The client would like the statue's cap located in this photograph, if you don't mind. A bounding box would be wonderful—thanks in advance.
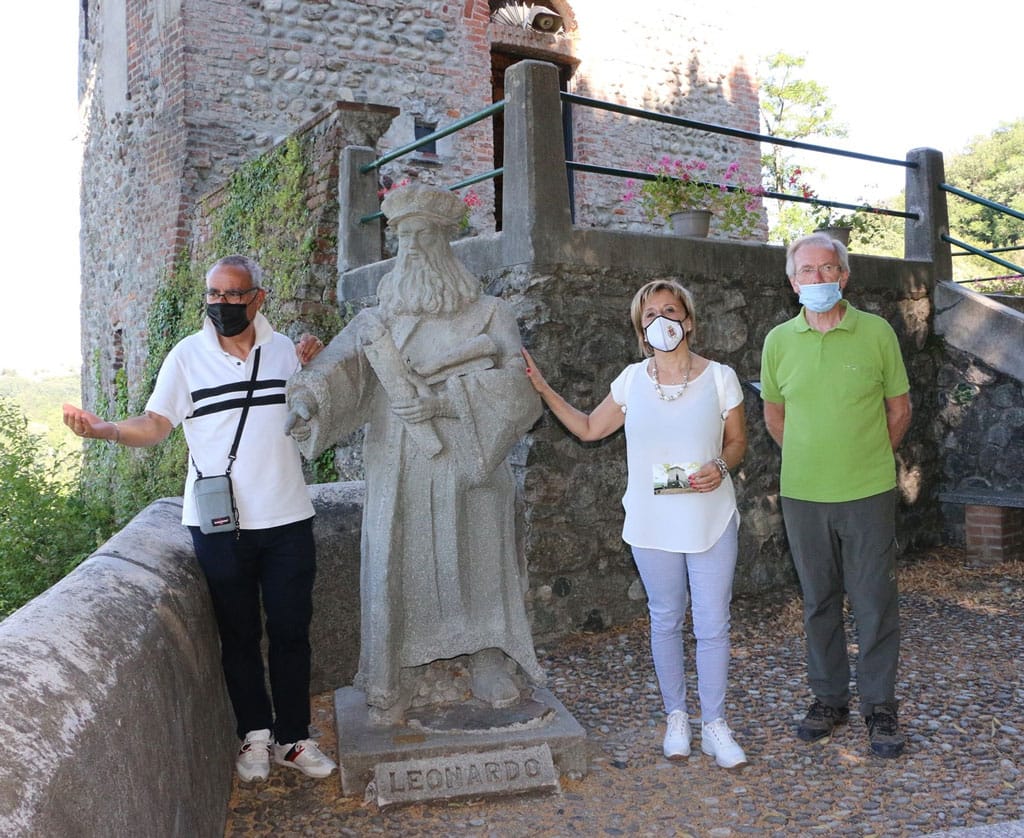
[382,184,464,229]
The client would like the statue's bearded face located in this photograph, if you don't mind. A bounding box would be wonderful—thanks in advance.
[378,216,481,317]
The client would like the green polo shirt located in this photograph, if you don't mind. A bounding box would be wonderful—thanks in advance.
[760,302,910,502]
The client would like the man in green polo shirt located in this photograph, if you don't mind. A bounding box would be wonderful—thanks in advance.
[761,233,912,758]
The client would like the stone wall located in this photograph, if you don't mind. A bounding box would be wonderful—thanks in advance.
[190,101,400,340]
[0,500,234,838]
[567,1,762,236]
[79,0,189,409]
[933,280,1024,544]
[936,346,1024,544]
[0,486,363,837]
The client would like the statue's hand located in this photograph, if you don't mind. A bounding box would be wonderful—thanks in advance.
[285,389,319,442]
[359,311,387,344]
[391,394,450,424]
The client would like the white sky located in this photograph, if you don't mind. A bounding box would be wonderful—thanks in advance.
[1,2,1020,375]
[1,8,81,376]
[737,1,1024,203]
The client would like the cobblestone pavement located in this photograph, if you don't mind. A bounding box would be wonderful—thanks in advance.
[225,549,1023,836]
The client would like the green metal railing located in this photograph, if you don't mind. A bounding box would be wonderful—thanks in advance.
[358,101,506,224]
[941,183,1024,277]
[355,90,927,228]
[560,92,918,222]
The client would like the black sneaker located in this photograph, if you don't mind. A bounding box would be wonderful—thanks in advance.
[865,702,905,758]
[796,699,850,742]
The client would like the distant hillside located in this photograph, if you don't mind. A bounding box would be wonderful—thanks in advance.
[0,370,82,450]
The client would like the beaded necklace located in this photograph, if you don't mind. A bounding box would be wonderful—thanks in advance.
[651,356,693,402]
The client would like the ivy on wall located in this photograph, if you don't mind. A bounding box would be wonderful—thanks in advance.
[208,136,331,331]
[86,135,346,527]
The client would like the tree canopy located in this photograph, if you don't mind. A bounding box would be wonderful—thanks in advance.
[945,120,1024,284]
[758,53,1021,276]
[758,51,849,244]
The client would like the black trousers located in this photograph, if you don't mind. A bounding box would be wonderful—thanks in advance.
[190,517,316,744]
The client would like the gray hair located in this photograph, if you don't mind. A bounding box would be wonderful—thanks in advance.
[785,234,850,278]
[206,254,264,288]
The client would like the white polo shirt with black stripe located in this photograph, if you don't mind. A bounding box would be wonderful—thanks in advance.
[145,313,315,530]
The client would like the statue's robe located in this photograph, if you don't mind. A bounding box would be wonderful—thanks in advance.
[289,295,544,711]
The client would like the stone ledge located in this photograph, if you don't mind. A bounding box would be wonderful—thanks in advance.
[0,499,235,837]
[938,490,1024,509]
[934,280,1024,382]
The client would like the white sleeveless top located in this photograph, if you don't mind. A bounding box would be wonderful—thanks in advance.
[609,359,743,553]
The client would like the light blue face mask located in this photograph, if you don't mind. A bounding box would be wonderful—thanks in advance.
[798,282,843,313]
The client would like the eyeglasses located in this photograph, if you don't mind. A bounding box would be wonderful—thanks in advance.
[204,287,259,303]
[796,264,844,277]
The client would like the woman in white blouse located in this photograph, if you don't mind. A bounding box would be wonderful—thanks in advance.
[522,279,748,768]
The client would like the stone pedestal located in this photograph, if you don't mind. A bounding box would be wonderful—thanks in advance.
[334,685,588,801]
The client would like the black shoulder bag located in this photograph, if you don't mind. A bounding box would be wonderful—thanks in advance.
[192,347,261,536]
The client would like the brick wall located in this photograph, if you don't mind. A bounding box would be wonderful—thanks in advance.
[964,505,1024,564]
[79,0,188,408]
[566,4,763,236]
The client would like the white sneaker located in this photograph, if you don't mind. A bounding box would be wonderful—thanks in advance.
[273,738,337,779]
[236,728,272,782]
[663,709,691,759]
[701,718,747,768]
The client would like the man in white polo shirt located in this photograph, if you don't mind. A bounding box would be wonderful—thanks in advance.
[63,254,336,783]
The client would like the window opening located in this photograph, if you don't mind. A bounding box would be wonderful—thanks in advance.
[414,121,438,158]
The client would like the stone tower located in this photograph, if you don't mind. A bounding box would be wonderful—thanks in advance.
[78,0,760,407]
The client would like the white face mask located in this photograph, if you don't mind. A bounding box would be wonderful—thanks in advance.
[798,282,843,313]
[645,316,686,352]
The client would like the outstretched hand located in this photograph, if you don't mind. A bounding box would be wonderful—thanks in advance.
[62,403,114,441]
[358,311,388,344]
[521,347,549,394]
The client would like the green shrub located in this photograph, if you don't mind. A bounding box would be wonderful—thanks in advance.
[0,397,113,619]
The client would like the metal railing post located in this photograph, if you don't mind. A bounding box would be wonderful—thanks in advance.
[905,147,952,278]
[339,146,383,272]
[501,60,572,262]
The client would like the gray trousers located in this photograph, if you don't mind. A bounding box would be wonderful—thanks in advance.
[781,489,900,717]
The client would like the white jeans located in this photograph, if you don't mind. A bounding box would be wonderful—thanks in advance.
[631,513,738,722]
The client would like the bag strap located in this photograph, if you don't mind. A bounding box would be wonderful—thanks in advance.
[226,346,261,475]
[712,361,728,448]
[712,360,727,420]
[191,346,262,478]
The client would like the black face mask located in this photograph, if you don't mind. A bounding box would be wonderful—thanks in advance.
[206,303,251,337]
